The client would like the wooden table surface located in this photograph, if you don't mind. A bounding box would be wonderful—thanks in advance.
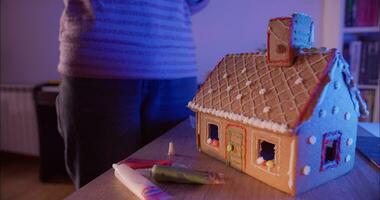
[66,119,380,200]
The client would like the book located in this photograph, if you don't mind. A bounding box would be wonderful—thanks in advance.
[345,0,355,27]
[343,42,350,61]
[359,41,380,85]
[359,88,376,122]
[345,0,379,27]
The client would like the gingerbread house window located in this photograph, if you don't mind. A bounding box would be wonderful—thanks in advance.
[256,139,277,171]
[260,140,275,161]
[320,131,342,171]
[207,123,219,147]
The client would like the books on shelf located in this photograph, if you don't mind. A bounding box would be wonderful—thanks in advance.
[359,88,377,122]
[359,41,380,85]
[345,0,379,27]
[343,40,379,85]
[349,41,361,83]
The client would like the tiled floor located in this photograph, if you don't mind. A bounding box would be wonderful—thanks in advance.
[0,152,75,200]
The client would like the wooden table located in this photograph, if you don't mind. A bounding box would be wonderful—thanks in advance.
[66,119,380,200]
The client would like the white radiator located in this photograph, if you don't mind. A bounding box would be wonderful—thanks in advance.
[0,84,39,156]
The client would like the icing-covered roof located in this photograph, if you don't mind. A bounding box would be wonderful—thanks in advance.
[188,48,338,133]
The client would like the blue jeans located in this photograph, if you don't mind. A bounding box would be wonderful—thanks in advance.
[56,75,196,188]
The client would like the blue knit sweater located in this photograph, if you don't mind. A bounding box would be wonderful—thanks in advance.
[58,0,208,79]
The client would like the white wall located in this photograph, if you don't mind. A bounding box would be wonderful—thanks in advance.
[0,0,322,84]
[0,0,63,84]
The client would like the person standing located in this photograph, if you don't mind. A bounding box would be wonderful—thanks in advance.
[56,0,209,188]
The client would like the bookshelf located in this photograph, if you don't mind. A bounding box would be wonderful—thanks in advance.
[322,0,380,122]
[343,27,380,33]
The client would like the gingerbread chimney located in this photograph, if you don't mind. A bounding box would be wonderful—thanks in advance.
[266,13,314,67]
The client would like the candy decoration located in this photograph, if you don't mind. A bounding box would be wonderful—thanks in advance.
[266,160,274,170]
[319,109,327,118]
[294,77,303,85]
[259,88,267,95]
[332,106,339,115]
[347,138,353,146]
[245,80,252,86]
[263,106,271,113]
[345,155,351,162]
[308,136,316,144]
[227,144,234,152]
[212,139,219,147]
[226,85,233,92]
[256,157,264,165]
[344,112,351,120]
[302,165,311,175]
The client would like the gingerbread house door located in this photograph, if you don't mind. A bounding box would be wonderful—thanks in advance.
[226,126,245,171]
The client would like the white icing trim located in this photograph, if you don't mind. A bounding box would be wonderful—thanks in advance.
[287,139,295,190]
[188,101,290,133]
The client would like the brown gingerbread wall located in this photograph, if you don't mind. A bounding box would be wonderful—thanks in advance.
[197,113,297,195]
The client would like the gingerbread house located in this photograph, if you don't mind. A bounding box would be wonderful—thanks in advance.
[187,13,368,196]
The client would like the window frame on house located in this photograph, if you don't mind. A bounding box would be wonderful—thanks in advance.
[320,131,342,171]
[252,134,280,174]
[259,140,276,161]
[206,122,220,148]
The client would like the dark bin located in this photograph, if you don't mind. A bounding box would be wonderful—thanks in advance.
[33,82,68,181]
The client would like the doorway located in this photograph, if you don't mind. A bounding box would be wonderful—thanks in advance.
[226,126,245,171]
